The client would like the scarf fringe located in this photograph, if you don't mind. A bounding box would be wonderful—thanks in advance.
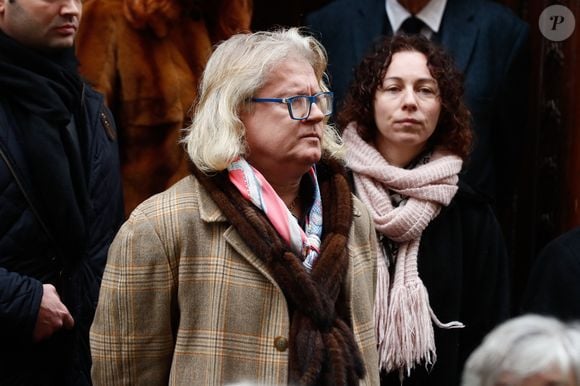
[382,280,436,375]
[379,278,466,375]
[375,255,390,368]
[430,309,465,329]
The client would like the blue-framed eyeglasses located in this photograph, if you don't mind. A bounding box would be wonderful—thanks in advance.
[251,91,334,120]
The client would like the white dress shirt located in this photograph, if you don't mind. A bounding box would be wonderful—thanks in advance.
[386,0,447,38]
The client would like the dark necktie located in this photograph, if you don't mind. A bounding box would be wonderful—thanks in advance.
[400,16,425,35]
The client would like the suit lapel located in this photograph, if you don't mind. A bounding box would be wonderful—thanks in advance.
[438,0,479,73]
[353,0,388,61]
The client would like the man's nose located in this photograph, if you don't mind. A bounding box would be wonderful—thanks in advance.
[306,101,325,121]
[61,0,81,16]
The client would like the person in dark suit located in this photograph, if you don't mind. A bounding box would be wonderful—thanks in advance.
[521,227,580,321]
[305,0,529,216]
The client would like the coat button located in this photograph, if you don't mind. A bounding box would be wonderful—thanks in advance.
[274,336,288,352]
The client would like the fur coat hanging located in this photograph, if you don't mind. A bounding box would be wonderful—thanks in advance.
[76,0,252,215]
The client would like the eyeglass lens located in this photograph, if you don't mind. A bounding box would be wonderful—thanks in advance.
[290,93,333,119]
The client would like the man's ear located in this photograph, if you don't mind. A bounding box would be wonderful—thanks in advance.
[0,0,5,16]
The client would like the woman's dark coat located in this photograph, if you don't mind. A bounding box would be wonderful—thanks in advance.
[378,180,511,386]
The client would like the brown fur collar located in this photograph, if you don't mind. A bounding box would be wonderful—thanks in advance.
[192,159,365,385]
[123,0,197,37]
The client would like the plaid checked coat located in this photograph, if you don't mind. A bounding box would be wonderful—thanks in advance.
[90,175,379,385]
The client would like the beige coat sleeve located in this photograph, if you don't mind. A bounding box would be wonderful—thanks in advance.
[90,208,177,386]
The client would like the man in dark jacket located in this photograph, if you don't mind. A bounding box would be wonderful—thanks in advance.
[0,0,124,384]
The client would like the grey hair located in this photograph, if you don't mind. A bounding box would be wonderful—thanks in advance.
[182,27,343,173]
[461,314,580,386]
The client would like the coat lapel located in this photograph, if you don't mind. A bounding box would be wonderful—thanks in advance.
[438,0,479,73]
[223,227,282,287]
[197,180,281,288]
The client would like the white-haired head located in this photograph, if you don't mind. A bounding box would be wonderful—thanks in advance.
[462,314,580,386]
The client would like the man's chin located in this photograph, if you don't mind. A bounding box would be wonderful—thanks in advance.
[44,36,76,50]
[50,41,76,50]
[33,42,75,56]
[301,152,322,166]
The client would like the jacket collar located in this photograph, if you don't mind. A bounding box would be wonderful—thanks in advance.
[198,176,227,222]
[197,168,363,222]
[195,173,278,283]
[353,0,479,73]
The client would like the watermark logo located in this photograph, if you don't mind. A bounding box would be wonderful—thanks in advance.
[539,5,575,42]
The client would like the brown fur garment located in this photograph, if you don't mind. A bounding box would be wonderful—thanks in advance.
[76,0,252,215]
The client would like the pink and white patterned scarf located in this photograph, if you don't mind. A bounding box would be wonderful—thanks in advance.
[343,123,465,378]
[228,158,323,272]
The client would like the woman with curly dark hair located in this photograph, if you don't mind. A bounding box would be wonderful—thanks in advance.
[338,34,511,386]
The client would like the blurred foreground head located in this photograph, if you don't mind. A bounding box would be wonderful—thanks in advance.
[462,314,580,386]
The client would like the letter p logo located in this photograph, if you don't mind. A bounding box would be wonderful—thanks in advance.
[540,5,575,41]
[550,15,566,31]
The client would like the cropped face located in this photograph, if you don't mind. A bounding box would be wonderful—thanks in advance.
[373,50,441,161]
[498,366,577,386]
[0,0,82,50]
[397,0,431,15]
[242,57,326,180]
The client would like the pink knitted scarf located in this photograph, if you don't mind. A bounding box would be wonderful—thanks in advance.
[343,123,465,378]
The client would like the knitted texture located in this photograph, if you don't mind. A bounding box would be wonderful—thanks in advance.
[343,123,465,377]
